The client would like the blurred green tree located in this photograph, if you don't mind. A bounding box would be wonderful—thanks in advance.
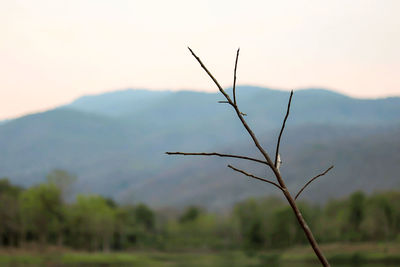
[135,203,155,231]
[179,206,202,224]
[19,183,62,246]
[346,191,366,241]
[233,199,265,249]
[0,178,23,247]
[68,195,115,251]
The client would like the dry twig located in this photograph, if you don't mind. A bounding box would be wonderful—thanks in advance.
[275,91,293,167]
[165,152,270,166]
[233,48,240,105]
[167,48,332,266]
[227,164,282,191]
[295,166,334,200]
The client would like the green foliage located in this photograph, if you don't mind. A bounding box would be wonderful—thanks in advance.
[233,199,265,249]
[362,192,400,241]
[1,173,400,251]
[0,178,22,196]
[0,178,22,246]
[19,182,63,244]
[67,195,116,250]
[165,212,223,250]
[348,192,366,231]
[134,203,155,231]
[117,203,158,249]
[179,206,202,224]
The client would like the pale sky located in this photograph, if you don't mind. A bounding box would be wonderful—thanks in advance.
[1,0,399,119]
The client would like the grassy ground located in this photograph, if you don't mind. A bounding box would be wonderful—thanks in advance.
[0,242,399,266]
[279,242,400,266]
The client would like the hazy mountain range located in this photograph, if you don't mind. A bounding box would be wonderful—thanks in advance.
[1,86,399,209]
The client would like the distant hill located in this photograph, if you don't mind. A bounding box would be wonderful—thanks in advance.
[1,86,399,209]
[140,124,400,209]
[67,89,172,117]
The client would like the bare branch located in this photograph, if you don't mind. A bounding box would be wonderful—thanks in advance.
[179,48,331,265]
[165,152,270,166]
[218,101,230,104]
[188,47,233,104]
[188,47,282,186]
[233,48,240,105]
[274,90,294,167]
[295,166,334,200]
[228,164,283,191]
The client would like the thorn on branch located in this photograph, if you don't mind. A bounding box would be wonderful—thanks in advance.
[295,165,334,200]
[276,153,282,171]
[228,164,283,191]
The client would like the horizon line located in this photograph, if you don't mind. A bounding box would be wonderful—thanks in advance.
[1,84,399,121]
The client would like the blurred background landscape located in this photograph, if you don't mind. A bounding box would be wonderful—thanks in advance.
[1,86,400,266]
[1,86,400,208]
[1,0,400,266]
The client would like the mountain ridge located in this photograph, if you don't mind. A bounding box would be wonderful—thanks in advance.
[1,86,399,208]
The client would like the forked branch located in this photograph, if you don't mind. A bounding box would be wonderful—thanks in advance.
[168,48,331,266]
[295,166,334,200]
[165,152,270,166]
[228,164,283,191]
[187,47,276,173]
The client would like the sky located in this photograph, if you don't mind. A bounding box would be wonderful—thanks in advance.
[1,0,399,120]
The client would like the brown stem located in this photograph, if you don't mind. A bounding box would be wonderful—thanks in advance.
[165,152,270,166]
[187,47,233,103]
[228,164,283,191]
[233,48,240,105]
[275,90,293,167]
[295,166,334,200]
[188,48,273,164]
[186,48,330,266]
[283,189,330,266]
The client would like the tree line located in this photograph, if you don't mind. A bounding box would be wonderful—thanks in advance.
[1,170,399,251]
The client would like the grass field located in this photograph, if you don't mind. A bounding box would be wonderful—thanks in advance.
[0,242,399,266]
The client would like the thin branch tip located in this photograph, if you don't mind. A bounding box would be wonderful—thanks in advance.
[187,47,233,104]
[183,47,330,265]
[295,165,334,200]
[274,90,294,167]
[165,152,270,166]
[233,48,240,105]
